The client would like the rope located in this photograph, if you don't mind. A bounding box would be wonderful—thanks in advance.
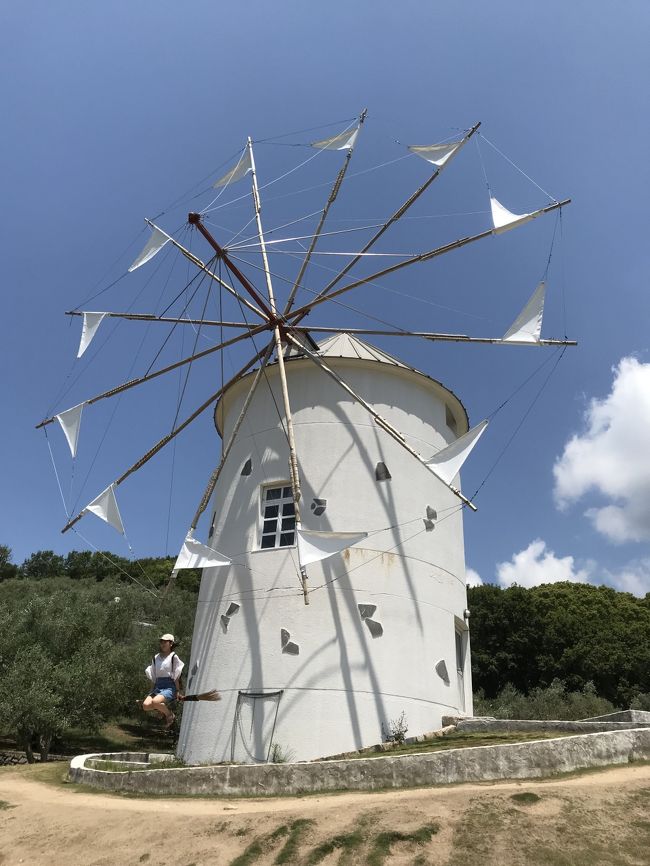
[171,280,213,430]
[201,145,327,216]
[559,209,568,339]
[255,116,357,143]
[475,135,491,192]
[470,346,567,502]
[487,344,563,421]
[44,428,70,517]
[144,254,216,376]
[69,251,186,514]
[46,235,183,416]
[45,425,161,598]
[71,528,159,598]
[228,221,389,251]
[479,133,557,202]
[221,208,325,251]
[222,260,291,449]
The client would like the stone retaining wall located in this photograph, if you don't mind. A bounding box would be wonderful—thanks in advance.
[0,751,69,766]
[68,728,650,797]
[455,718,650,734]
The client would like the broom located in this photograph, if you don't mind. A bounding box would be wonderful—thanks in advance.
[178,689,222,702]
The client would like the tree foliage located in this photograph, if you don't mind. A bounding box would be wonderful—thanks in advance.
[468,582,650,706]
[0,570,197,760]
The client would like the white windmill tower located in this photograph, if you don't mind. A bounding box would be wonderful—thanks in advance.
[179,331,483,763]
[40,113,574,764]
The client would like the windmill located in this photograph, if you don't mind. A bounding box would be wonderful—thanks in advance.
[38,112,574,762]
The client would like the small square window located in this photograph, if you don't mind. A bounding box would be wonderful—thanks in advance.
[259,484,296,550]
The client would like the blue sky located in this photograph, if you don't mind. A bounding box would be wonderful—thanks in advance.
[2,1,649,593]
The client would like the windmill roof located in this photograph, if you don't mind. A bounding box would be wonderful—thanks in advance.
[309,332,413,368]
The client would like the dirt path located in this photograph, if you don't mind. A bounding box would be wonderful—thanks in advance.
[1,762,649,865]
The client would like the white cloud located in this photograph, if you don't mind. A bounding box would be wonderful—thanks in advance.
[604,559,650,596]
[496,539,591,589]
[465,567,483,587]
[553,357,650,543]
[495,540,650,597]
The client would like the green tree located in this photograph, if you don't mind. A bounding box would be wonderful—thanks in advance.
[468,582,650,706]
[0,545,18,580]
[0,571,197,760]
[20,550,65,579]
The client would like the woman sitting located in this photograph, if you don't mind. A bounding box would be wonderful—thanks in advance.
[143,633,184,729]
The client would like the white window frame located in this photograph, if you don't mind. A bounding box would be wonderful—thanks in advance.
[259,483,296,550]
[454,619,469,713]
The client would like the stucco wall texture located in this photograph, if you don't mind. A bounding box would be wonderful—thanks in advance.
[178,340,474,764]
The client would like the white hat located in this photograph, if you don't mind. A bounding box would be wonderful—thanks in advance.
[159,633,175,642]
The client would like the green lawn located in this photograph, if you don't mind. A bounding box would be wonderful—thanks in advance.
[0,717,174,758]
[338,729,576,759]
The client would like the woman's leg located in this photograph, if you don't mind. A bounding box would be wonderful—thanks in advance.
[143,694,172,722]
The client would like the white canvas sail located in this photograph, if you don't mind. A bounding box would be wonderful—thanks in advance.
[55,403,84,458]
[503,281,546,342]
[490,196,537,234]
[297,526,367,566]
[77,312,106,358]
[128,227,170,272]
[212,150,252,188]
[172,531,231,576]
[83,483,125,534]
[408,139,463,167]
[425,420,488,486]
[311,127,359,151]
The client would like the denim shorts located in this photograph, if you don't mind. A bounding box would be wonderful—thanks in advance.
[149,678,177,703]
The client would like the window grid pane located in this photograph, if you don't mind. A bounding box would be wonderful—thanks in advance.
[260,484,296,550]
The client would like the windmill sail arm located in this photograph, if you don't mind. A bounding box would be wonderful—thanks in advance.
[145,219,269,321]
[36,322,269,431]
[60,348,266,534]
[247,139,310,603]
[291,326,576,346]
[299,122,481,314]
[287,198,570,323]
[65,311,255,329]
[284,332,477,511]
[190,338,276,530]
[283,109,368,316]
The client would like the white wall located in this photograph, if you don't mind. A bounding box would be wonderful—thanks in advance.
[178,356,473,764]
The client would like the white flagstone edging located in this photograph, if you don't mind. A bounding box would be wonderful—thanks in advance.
[68,727,650,797]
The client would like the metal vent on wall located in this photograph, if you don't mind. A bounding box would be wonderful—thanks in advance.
[375,462,391,481]
[358,603,383,638]
[221,602,241,633]
[281,628,300,655]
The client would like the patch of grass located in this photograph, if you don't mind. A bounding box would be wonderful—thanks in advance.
[0,800,16,810]
[230,837,266,866]
[367,824,439,866]
[234,827,251,837]
[139,855,151,863]
[510,792,541,805]
[343,729,576,759]
[274,819,315,864]
[305,829,365,866]
[89,758,185,772]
